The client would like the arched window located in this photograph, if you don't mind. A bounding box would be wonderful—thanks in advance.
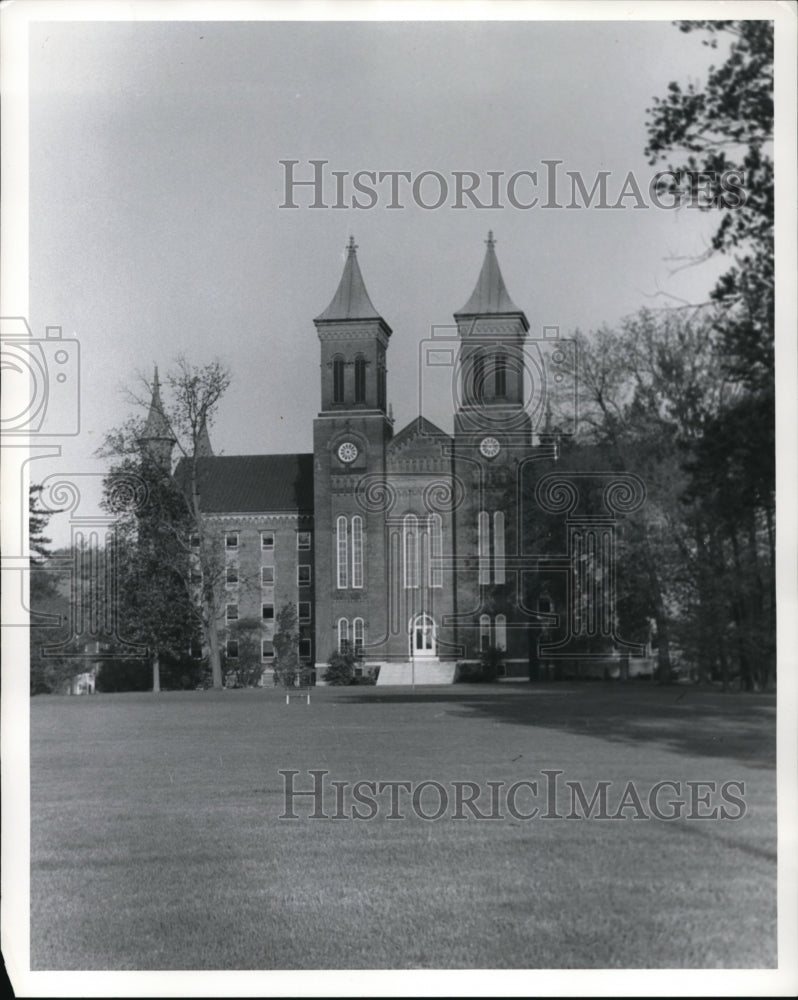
[479,614,491,652]
[378,365,387,410]
[495,352,507,397]
[354,355,367,403]
[333,356,345,403]
[473,351,486,404]
[493,511,506,585]
[353,617,365,657]
[338,617,350,653]
[336,516,348,589]
[403,514,418,589]
[351,516,364,588]
[478,511,490,585]
[495,614,507,652]
[429,513,443,588]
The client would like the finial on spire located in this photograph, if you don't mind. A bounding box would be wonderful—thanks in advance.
[485,230,495,248]
[347,235,358,256]
[153,364,160,388]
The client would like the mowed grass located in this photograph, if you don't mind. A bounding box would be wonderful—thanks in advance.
[31,683,776,970]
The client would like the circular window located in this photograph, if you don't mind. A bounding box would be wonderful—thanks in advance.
[479,436,501,458]
[337,441,359,464]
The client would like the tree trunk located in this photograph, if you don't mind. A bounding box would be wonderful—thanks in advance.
[152,649,161,693]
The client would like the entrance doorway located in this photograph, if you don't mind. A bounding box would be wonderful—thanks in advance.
[410,614,436,659]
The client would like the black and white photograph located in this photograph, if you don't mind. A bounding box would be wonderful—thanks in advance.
[1,1,796,995]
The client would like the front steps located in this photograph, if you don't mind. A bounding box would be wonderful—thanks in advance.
[375,660,457,686]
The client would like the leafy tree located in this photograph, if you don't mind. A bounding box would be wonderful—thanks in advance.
[228,616,265,688]
[29,484,57,568]
[104,453,196,692]
[643,21,775,690]
[99,357,232,689]
[272,602,301,688]
[28,488,74,694]
[646,19,773,388]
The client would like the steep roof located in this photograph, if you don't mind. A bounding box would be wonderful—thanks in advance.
[455,232,527,322]
[173,454,314,513]
[315,237,385,323]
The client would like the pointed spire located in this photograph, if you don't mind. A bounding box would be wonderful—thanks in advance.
[142,366,172,439]
[315,236,383,322]
[138,365,176,470]
[455,232,527,327]
[196,417,214,458]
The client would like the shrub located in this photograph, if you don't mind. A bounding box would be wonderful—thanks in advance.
[325,649,357,686]
[479,644,505,682]
[455,647,506,683]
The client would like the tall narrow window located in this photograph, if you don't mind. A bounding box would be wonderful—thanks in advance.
[403,514,418,589]
[495,614,507,652]
[493,511,506,585]
[495,352,507,397]
[473,351,486,404]
[479,614,491,652]
[354,355,366,403]
[429,513,443,588]
[478,511,490,585]
[351,516,364,588]
[353,617,365,657]
[338,617,349,653]
[378,366,386,410]
[337,516,348,589]
[333,356,345,403]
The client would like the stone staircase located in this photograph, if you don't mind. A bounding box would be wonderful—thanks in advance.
[375,660,457,686]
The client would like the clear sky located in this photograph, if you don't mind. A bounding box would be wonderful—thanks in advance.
[26,15,731,545]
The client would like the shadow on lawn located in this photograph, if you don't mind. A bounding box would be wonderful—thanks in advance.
[338,683,776,769]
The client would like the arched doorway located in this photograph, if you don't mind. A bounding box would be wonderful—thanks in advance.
[410,614,436,659]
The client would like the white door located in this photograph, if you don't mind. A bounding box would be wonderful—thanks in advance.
[411,614,436,658]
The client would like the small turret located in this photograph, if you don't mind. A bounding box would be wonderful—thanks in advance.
[196,417,214,458]
[138,366,176,471]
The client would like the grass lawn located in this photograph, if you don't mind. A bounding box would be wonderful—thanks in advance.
[30,682,777,970]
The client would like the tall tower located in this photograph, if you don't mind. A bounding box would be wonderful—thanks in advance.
[312,238,393,666]
[138,366,176,471]
[452,233,532,666]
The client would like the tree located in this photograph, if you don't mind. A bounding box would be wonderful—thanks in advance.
[104,453,196,692]
[99,357,232,689]
[227,616,265,688]
[28,488,74,694]
[29,484,57,568]
[272,603,301,688]
[646,19,773,389]
[644,20,775,690]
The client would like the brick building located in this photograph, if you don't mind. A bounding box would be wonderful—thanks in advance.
[144,235,576,684]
